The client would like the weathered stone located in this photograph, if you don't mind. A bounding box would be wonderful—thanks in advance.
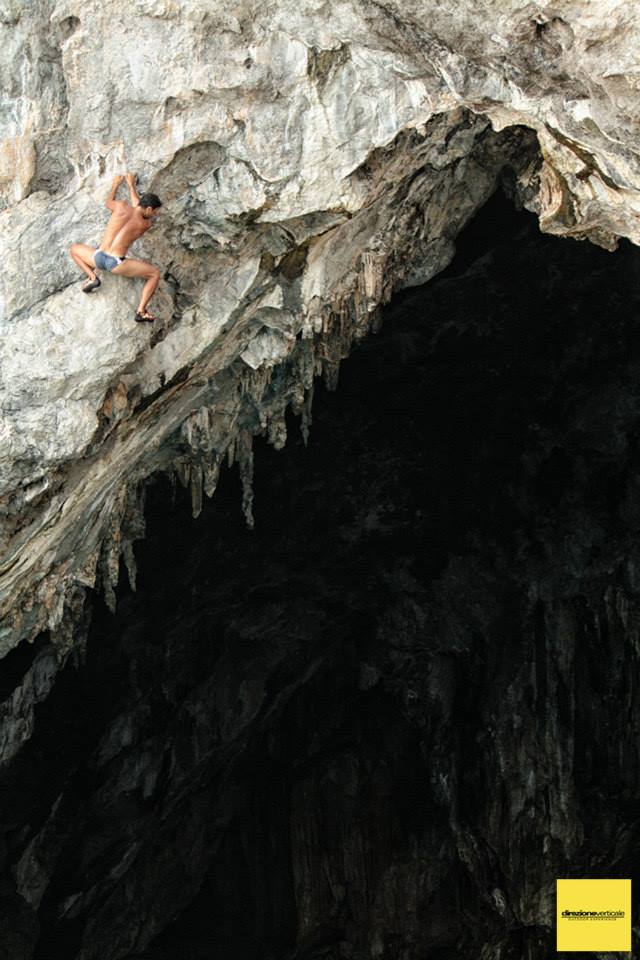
[1,0,640,676]
[2,204,638,958]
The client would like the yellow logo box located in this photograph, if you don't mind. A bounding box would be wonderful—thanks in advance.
[556,879,631,952]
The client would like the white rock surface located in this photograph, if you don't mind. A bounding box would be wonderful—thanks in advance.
[1,0,640,658]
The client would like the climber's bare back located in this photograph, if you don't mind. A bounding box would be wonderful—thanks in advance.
[99,201,152,259]
[69,173,163,321]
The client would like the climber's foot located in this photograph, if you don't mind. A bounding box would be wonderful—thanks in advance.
[134,309,158,323]
[82,275,101,293]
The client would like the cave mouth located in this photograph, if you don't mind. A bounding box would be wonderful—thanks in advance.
[7,187,640,960]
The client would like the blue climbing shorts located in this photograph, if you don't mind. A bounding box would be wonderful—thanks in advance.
[94,249,125,271]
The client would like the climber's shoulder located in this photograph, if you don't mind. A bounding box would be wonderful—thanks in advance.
[140,219,153,234]
[105,198,131,213]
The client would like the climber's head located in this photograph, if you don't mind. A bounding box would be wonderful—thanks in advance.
[138,192,162,220]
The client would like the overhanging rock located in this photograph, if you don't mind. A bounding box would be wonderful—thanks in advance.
[2,0,640,663]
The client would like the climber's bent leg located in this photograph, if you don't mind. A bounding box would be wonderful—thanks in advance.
[69,242,99,282]
[110,257,161,314]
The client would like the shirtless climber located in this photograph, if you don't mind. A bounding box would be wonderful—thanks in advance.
[68,173,163,323]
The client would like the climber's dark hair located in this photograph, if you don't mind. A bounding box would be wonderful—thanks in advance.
[138,192,162,209]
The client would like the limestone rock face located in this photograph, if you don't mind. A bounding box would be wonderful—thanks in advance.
[1,0,640,659]
[2,207,640,958]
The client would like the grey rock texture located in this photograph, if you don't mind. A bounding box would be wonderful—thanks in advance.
[2,1,640,660]
[2,204,639,958]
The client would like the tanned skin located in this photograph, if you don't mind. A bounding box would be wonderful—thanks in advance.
[69,174,161,319]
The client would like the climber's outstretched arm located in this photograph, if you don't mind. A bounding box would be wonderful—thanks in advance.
[125,172,140,207]
[105,175,125,211]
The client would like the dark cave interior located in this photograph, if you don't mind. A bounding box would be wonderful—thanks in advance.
[3,188,640,960]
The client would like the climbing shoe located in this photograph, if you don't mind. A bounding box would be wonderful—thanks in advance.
[82,276,101,293]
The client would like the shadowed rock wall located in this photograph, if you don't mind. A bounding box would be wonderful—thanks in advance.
[2,194,640,959]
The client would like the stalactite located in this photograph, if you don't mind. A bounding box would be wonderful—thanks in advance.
[44,579,66,637]
[97,485,129,614]
[381,276,394,306]
[127,483,147,540]
[181,406,214,454]
[118,482,147,593]
[361,249,384,309]
[323,359,341,392]
[241,364,272,405]
[203,454,221,499]
[122,541,137,593]
[351,286,370,339]
[74,546,101,592]
[370,305,385,334]
[268,407,288,450]
[290,381,306,418]
[181,411,197,450]
[302,297,324,338]
[7,203,412,655]
[174,457,191,489]
[299,339,317,392]
[301,381,315,446]
[237,430,255,528]
[239,365,253,397]
[100,545,118,614]
[50,582,90,668]
[190,462,204,519]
